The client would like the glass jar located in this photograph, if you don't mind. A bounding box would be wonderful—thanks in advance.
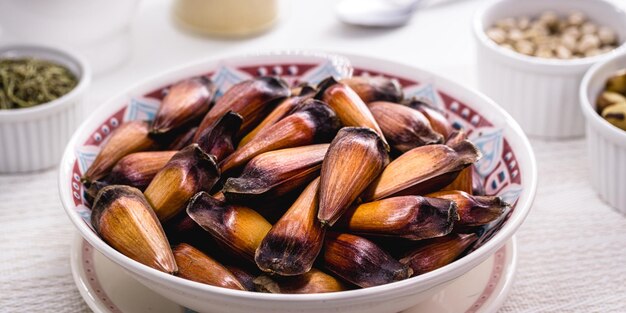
[173,0,279,37]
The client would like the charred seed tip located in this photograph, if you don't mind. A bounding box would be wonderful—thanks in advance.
[450,140,482,163]
[185,191,216,219]
[186,191,210,211]
[91,184,145,231]
[319,219,331,228]
[314,76,340,99]
[405,96,442,112]
[260,76,290,91]
[299,99,341,139]
[340,126,389,154]
[189,143,218,164]
[299,84,317,96]
[222,110,244,125]
[198,75,212,86]
[253,276,280,293]
[395,267,414,280]
[449,201,460,221]
[479,195,508,208]
[424,197,457,236]
[182,143,220,177]
[223,177,269,195]
[80,176,91,187]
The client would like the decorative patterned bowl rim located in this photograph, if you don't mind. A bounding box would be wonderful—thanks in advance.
[59,50,537,302]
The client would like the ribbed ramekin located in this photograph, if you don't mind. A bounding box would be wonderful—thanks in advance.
[580,51,626,215]
[0,44,90,173]
[473,0,626,139]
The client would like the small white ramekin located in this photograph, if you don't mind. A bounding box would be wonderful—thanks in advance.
[580,51,626,215]
[0,44,90,173]
[474,0,626,139]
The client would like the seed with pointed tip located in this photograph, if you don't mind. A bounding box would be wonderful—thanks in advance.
[254,268,347,294]
[427,190,507,227]
[290,83,316,97]
[368,101,443,153]
[195,111,243,162]
[107,151,177,191]
[322,232,412,288]
[84,180,110,205]
[405,97,454,140]
[91,185,177,274]
[364,140,481,201]
[223,144,328,204]
[225,265,259,291]
[144,144,219,222]
[336,196,457,240]
[255,178,324,276]
[340,76,403,104]
[399,233,478,276]
[167,126,198,150]
[444,130,467,147]
[82,121,157,184]
[441,165,473,195]
[321,82,389,149]
[220,99,339,173]
[173,243,245,290]
[318,127,389,226]
[239,89,316,147]
[194,77,290,141]
[186,191,272,261]
[151,77,215,135]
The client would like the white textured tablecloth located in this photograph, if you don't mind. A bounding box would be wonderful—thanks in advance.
[1,0,626,312]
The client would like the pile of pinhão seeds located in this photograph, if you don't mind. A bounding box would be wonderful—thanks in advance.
[81,74,509,293]
[486,11,619,59]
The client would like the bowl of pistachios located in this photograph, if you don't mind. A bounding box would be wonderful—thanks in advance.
[580,51,626,215]
[59,51,536,313]
[0,44,90,173]
[474,0,626,139]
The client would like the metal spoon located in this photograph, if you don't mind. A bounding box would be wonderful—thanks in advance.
[336,0,425,28]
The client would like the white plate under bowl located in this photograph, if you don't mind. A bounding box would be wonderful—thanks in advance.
[71,234,517,313]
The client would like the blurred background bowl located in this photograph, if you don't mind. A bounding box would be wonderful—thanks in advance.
[0,44,90,173]
[0,0,140,74]
[59,51,536,313]
[474,0,626,139]
[580,51,626,215]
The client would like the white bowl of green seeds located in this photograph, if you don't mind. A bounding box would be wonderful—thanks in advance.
[0,44,90,173]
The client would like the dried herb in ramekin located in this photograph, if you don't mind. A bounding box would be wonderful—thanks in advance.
[0,58,78,110]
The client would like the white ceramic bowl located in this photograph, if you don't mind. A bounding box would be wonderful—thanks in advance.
[580,51,626,215]
[59,52,537,313]
[0,44,90,173]
[474,0,626,139]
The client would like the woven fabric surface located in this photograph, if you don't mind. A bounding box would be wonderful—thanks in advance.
[1,139,625,312]
[498,140,626,313]
[0,170,89,312]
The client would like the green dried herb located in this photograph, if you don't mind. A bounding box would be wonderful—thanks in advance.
[0,58,78,110]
